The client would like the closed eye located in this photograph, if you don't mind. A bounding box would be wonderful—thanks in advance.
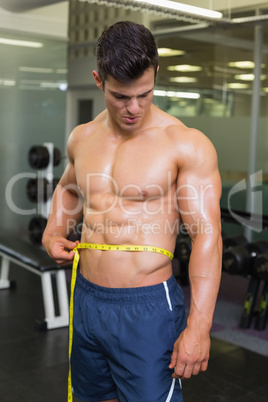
[113,94,129,100]
[110,88,153,100]
[138,89,153,98]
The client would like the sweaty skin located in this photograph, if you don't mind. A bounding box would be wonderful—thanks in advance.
[43,67,222,385]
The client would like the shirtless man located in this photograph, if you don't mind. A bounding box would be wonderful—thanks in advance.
[42,21,222,402]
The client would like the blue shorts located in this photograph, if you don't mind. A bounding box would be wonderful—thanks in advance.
[71,272,186,402]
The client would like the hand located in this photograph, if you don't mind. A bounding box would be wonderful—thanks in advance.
[169,326,210,379]
[42,235,79,265]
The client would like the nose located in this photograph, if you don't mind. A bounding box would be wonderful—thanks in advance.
[126,97,139,115]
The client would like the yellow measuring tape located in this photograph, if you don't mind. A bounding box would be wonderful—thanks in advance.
[67,243,173,401]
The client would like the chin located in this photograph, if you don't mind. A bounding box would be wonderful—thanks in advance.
[121,121,142,132]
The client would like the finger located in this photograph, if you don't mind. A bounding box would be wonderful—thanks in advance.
[200,360,208,372]
[181,363,195,379]
[53,248,76,264]
[55,259,71,265]
[55,250,76,265]
[59,259,75,266]
[172,362,186,378]
[192,363,201,376]
[62,239,79,250]
[62,249,76,260]
[169,349,178,369]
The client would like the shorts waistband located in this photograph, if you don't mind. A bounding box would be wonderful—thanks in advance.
[76,272,178,303]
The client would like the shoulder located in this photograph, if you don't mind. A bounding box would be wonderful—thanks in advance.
[166,123,218,169]
[69,110,106,143]
[167,124,221,196]
[151,105,217,166]
[67,111,107,160]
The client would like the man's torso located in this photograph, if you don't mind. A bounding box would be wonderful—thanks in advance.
[72,106,188,287]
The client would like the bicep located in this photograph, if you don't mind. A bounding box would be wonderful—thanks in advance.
[59,161,77,188]
[177,143,222,238]
[58,130,78,190]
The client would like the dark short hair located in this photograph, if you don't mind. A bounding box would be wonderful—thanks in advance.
[96,21,159,84]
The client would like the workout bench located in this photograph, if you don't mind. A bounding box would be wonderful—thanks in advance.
[0,236,71,330]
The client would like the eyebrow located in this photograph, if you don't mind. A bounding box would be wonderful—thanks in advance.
[109,87,154,98]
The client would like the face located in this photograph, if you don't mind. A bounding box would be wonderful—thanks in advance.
[93,68,156,133]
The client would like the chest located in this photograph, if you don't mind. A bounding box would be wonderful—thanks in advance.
[75,133,177,199]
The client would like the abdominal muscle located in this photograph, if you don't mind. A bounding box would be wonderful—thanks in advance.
[78,204,179,288]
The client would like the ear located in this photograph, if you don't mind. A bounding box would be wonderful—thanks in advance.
[93,70,104,90]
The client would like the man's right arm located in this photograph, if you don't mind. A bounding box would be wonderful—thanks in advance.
[42,133,83,264]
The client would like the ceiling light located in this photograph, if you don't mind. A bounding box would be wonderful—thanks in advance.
[154,89,200,99]
[158,48,185,57]
[169,77,197,83]
[19,67,68,74]
[40,81,68,89]
[19,67,54,73]
[19,85,41,91]
[168,65,202,72]
[56,68,68,74]
[228,61,266,69]
[20,79,43,85]
[0,38,43,48]
[40,82,60,88]
[227,83,249,89]
[228,61,255,69]
[235,74,266,81]
[0,79,16,86]
[134,0,222,19]
[58,83,68,91]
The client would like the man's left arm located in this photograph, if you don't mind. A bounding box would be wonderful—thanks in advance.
[169,131,222,379]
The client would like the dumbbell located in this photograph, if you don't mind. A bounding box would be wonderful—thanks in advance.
[223,235,247,250]
[233,242,268,329]
[222,241,268,276]
[173,234,191,286]
[27,178,59,203]
[222,235,248,275]
[174,235,192,264]
[252,252,268,281]
[28,215,47,244]
[28,146,61,169]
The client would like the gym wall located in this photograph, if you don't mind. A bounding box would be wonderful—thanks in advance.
[0,34,67,236]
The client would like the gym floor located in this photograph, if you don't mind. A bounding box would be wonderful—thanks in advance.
[0,264,268,402]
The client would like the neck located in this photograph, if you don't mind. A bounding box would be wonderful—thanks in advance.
[108,106,154,139]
